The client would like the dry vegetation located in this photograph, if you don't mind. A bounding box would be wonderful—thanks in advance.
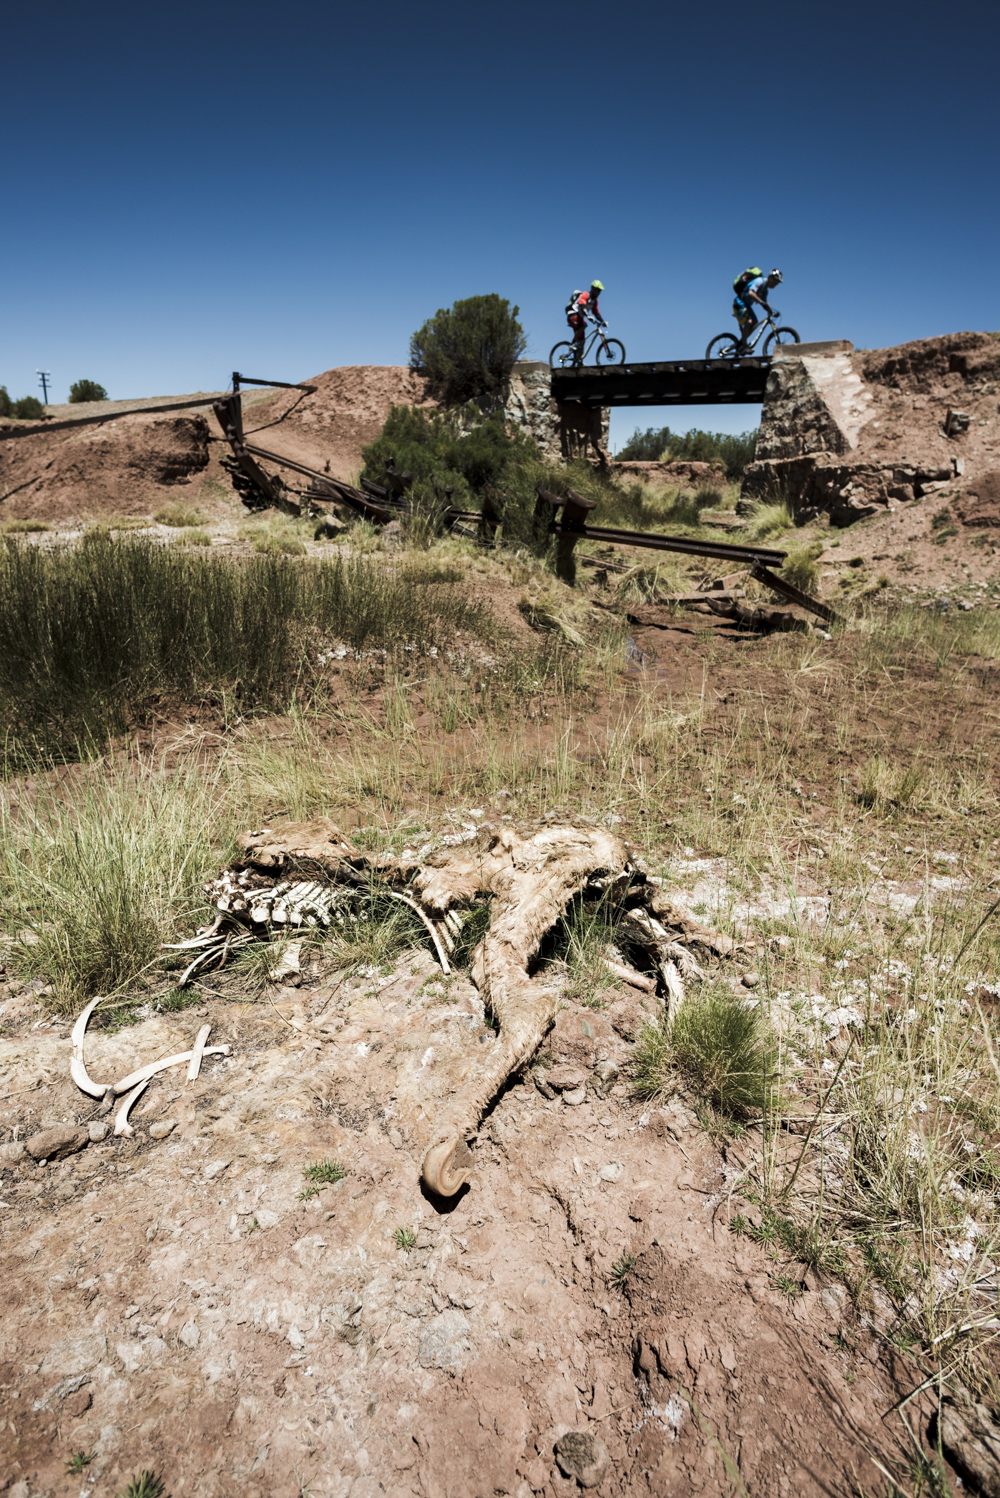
[4,469,1000,1439]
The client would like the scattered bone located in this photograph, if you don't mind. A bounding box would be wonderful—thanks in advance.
[388,891,451,974]
[114,1045,229,1095]
[186,1024,212,1082]
[267,944,302,985]
[69,995,112,1099]
[114,1079,149,1137]
[604,960,656,993]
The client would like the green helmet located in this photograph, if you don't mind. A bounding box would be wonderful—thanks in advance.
[591,280,605,291]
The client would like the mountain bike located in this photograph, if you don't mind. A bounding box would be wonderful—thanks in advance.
[705,311,800,360]
[549,322,626,368]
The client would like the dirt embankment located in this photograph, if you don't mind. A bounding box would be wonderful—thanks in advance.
[242,366,438,482]
[0,369,435,524]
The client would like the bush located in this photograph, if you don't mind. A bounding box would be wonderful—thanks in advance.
[361,405,547,546]
[777,540,824,596]
[618,424,757,479]
[409,294,526,406]
[69,379,108,404]
[0,387,11,418]
[12,395,44,420]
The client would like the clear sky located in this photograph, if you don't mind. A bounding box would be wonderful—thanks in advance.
[2,0,997,450]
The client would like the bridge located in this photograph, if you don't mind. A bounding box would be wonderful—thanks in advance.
[549,355,771,409]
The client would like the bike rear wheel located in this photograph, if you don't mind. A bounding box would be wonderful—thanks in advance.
[763,326,800,356]
[595,338,626,366]
[705,333,741,360]
[549,341,577,368]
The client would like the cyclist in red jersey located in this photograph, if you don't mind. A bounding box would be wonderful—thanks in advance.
[566,280,606,357]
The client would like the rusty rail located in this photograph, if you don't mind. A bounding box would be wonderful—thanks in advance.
[536,486,787,584]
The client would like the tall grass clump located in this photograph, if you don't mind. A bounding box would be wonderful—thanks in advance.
[633,985,780,1119]
[0,534,491,762]
[0,755,230,1006]
[742,498,794,541]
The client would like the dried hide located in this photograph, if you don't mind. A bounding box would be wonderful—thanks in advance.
[202,818,731,1196]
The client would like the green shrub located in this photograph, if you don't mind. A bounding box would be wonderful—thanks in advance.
[618,425,757,479]
[742,498,793,540]
[409,293,526,406]
[12,395,44,420]
[69,379,108,403]
[0,386,11,418]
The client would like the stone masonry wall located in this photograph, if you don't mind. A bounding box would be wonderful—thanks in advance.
[504,363,609,465]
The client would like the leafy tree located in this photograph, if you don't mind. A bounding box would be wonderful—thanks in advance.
[617,424,757,479]
[0,387,11,418]
[409,294,526,406]
[69,379,108,403]
[12,395,44,419]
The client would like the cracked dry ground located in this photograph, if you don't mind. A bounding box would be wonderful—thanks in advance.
[0,955,921,1498]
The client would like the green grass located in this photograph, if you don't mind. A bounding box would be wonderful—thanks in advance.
[172,527,211,547]
[741,498,794,541]
[632,985,780,1120]
[610,1253,637,1288]
[0,753,231,1008]
[304,1158,347,1184]
[393,1226,417,1251]
[0,533,493,762]
[65,1450,95,1474]
[155,502,206,528]
[2,518,50,533]
[115,1474,168,1498]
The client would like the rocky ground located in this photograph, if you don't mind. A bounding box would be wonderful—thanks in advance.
[0,936,922,1498]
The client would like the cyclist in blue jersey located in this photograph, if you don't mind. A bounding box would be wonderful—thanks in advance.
[732,268,783,349]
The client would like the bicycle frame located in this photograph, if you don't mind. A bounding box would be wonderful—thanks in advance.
[565,322,613,365]
[738,313,778,353]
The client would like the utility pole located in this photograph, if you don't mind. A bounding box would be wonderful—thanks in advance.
[36,370,51,405]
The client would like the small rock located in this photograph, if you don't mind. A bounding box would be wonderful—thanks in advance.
[88,1121,109,1143]
[720,1342,737,1372]
[598,1161,624,1183]
[534,1074,557,1100]
[741,970,760,989]
[589,1059,619,1097]
[149,1120,176,1140]
[287,1324,306,1350]
[0,1140,26,1164]
[125,1304,140,1319]
[204,1158,231,1180]
[255,1208,280,1229]
[547,1064,589,1092]
[555,1430,611,1489]
[562,1086,588,1106]
[26,1126,88,1162]
[935,1396,1000,1498]
[178,1320,200,1349]
[63,1385,93,1418]
[418,1309,475,1371]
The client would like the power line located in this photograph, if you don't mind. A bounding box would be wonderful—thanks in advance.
[36,370,51,405]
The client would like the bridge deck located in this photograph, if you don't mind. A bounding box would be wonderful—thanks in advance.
[549,356,771,408]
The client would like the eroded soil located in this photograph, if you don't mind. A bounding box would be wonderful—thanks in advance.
[0,956,924,1498]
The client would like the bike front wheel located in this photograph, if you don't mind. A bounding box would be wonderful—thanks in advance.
[595,338,626,366]
[549,342,577,368]
[705,333,741,360]
[763,326,801,356]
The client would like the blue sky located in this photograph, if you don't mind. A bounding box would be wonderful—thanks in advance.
[2,0,997,450]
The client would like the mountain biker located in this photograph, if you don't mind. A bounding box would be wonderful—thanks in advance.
[566,280,606,357]
[732,268,783,348]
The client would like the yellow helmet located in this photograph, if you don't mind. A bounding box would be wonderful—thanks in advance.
[591,280,605,291]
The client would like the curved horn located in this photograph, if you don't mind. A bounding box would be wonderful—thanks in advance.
[421,1136,474,1197]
